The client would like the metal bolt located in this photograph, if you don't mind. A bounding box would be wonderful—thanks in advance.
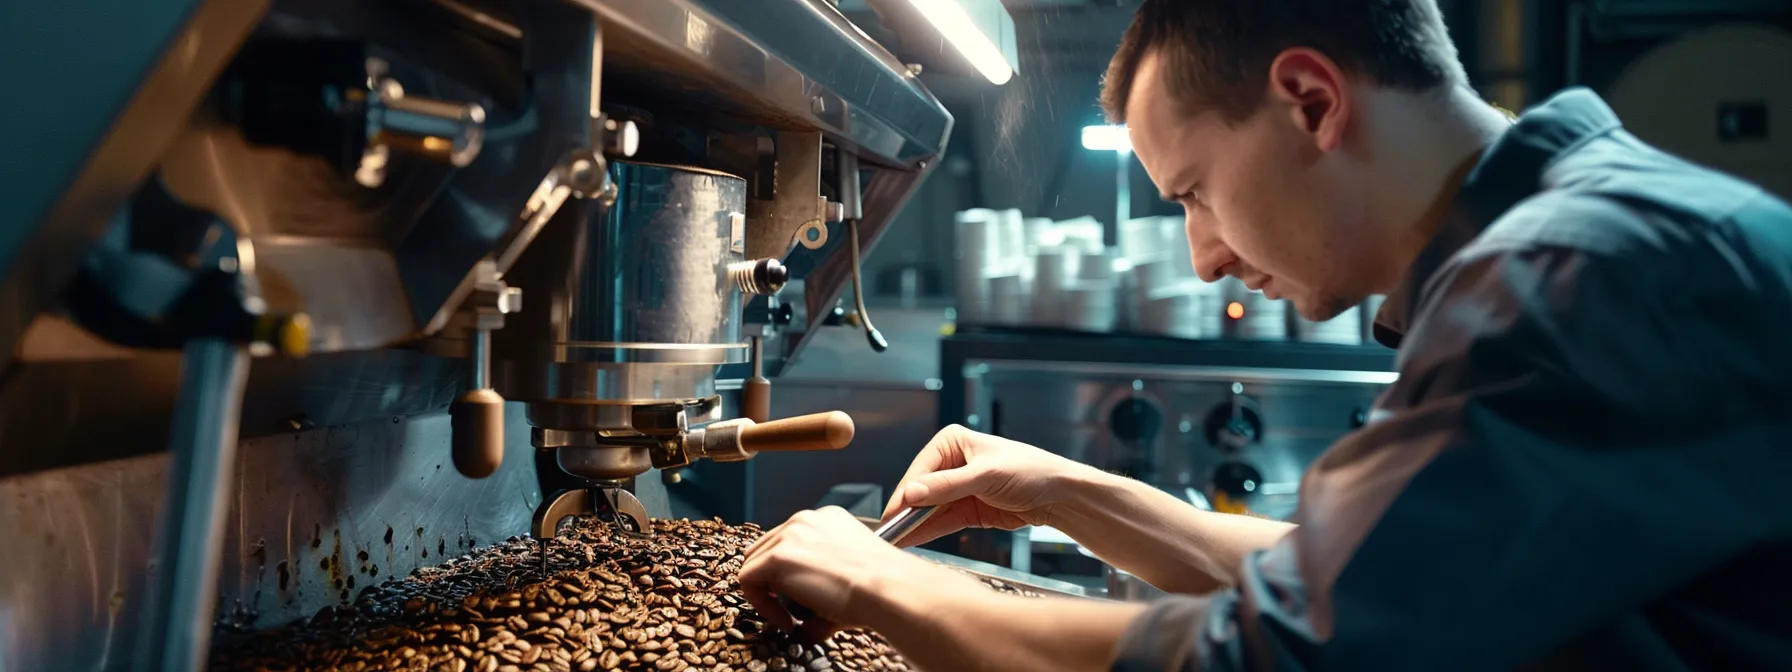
[603,119,641,158]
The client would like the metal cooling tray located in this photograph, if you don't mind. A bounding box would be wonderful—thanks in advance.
[904,547,1107,600]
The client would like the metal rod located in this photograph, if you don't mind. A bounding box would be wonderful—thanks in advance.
[873,505,939,546]
[133,338,250,672]
[847,219,888,352]
[470,327,491,390]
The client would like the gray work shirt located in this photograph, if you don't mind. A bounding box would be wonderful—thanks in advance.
[1112,88,1792,671]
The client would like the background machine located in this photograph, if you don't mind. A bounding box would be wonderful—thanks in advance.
[0,0,950,669]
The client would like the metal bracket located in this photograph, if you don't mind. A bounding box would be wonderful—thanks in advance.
[532,487,652,540]
[746,131,828,259]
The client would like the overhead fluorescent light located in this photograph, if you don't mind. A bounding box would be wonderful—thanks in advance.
[907,0,1015,85]
[1081,125,1132,153]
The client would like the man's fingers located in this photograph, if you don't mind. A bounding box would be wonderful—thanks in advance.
[882,427,974,520]
[900,465,1002,509]
[738,558,797,633]
[797,617,841,645]
[746,513,802,555]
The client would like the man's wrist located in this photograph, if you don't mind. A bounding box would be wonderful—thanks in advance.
[857,558,979,645]
[1042,464,1133,529]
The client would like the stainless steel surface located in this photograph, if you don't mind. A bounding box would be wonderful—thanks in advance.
[0,0,267,372]
[966,361,1399,387]
[586,0,950,169]
[133,339,250,672]
[493,161,751,407]
[874,505,938,546]
[905,548,1105,600]
[556,446,654,481]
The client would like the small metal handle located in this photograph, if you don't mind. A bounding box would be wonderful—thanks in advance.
[874,505,939,546]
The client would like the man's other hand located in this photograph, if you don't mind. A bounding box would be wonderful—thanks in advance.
[739,506,982,642]
[882,425,1101,547]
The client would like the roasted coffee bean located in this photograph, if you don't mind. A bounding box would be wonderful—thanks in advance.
[210,517,1031,672]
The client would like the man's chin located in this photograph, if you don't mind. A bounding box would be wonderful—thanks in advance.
[1291,295,1356,322]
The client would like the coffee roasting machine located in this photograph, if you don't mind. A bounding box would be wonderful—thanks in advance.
[1,0,954,669]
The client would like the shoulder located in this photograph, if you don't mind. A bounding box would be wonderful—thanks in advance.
[1399,189,1792,415]
[1448,180,1792,306]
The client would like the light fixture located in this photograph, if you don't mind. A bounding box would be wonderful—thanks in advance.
[1081,124,1132,154]
[907,0,1015,85]
[1083,124,1135,244]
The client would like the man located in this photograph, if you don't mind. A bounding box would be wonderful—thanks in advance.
[740,0,1792,669]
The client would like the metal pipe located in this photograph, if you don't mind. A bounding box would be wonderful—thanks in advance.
[470,327,491,390]
[133,338,250,672]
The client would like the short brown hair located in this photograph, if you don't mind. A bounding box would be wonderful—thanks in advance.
[1100,0,1465,124]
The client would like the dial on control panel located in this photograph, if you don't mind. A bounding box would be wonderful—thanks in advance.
[1108,397,1163,443]
[1202,396,1263,452]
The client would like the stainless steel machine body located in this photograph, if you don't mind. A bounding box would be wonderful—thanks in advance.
[935,331,1394,581]
[0,0,952,668]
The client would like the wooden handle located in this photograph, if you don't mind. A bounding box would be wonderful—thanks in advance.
[738,411,855,453]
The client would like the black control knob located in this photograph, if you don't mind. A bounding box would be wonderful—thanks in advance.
[1202,398,1263,451]
[1209,460,1265,502]
[1109,398,1163,443]
[1350,407,1369,429]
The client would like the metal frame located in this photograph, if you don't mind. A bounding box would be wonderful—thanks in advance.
[937,329,1397,429]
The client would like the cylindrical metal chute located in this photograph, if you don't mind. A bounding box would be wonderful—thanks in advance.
[493,160,752,413]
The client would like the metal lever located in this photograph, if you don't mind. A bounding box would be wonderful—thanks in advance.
[834,148,887,353]
[451,261,521,479]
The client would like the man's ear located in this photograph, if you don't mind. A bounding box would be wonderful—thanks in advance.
[1266,48,1350,153]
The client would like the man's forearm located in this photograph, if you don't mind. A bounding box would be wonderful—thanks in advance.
[869,589,1148,672]
[1049,470,1295,594]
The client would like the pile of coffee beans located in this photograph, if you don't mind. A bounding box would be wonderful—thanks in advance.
[211,517,1036,672]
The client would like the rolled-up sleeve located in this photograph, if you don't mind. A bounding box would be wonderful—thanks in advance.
[1112,234,1792,671]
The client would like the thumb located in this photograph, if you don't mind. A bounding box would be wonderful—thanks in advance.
[898,465,1003,509]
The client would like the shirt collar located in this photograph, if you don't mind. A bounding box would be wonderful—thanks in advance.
[1372,87,1625,348]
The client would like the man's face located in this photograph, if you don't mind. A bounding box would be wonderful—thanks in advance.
[1127,51,1375,321]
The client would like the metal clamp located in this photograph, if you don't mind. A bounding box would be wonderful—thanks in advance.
[354,58,488,188]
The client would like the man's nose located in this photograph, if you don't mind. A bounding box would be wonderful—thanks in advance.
[1191,247,1237,282]
[1183,216,1235,282]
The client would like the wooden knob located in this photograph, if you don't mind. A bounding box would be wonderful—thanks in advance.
[742,377,771,424]
[738,411,855,453]
[451,388,506,478]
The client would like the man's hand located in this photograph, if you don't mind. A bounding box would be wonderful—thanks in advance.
[739,506,984,641]
[888,425,1296,595]
[882,424,1104,546]
[741,506,1148,672]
